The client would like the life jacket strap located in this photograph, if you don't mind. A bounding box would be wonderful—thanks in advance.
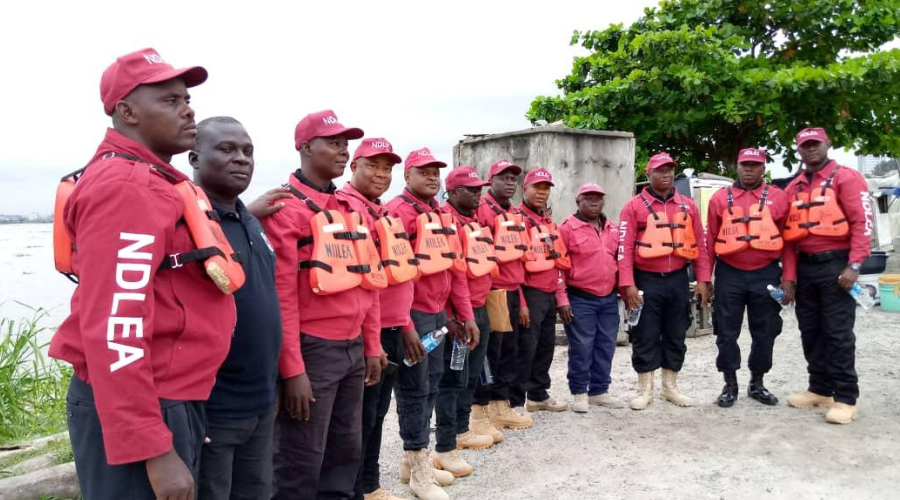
[161,247,241,270]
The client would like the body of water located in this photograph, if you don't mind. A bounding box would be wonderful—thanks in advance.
[0,223,75,342]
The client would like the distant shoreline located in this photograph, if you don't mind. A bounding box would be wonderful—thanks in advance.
[0,220,52,225]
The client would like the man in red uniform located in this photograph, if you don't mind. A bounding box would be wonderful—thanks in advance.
[336,137,413,500]
[558,182,624,413]
[706,148,793,408]
[513,168,569,414]
[618,153,711,410]
[472,160,534,430]
[50,48,234,500]
[782,127,873,424]
[386,148,478,500]
[262,110,382,498]
[433,166,497,477]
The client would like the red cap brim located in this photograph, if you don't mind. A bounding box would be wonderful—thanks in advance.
[356,152,403,164]
[143,65,208,88]
[320,127,365,141]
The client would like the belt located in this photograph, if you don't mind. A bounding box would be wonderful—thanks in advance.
[635,266,686,278]
[799,250,849,263]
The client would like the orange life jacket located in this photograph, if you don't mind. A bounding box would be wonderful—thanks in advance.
[346,211,388,290]
[173,181,247,294]
[636,194,698,260]
[784,166,848,241]
[715,188,751,255]
[747,186,783,251]
[53,154,246,295]
[485,199,528,262]
[370,211,419,285]
[521,212,570,272]
[440,213,467,273]
[460,221,499,278]
[401,195,455,276]
[715,186,782,255]
[290,187,368,295]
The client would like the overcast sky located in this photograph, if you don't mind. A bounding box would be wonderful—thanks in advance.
[0,0,862,215]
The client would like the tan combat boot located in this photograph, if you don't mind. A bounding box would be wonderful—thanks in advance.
[469,404,504,443]
[526,397,567,412]
[364,488,409,500]
[488,400,533,429]
[786,391,835,409]
[629,371,655,410]
[405,450,450,500]
[456,430,493,450]
[825,403,858,424]
[433,449,474,477]
[659,368,692,407]
[399,453,455,487]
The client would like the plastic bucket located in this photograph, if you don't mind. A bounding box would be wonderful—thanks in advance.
[879,274,900,313]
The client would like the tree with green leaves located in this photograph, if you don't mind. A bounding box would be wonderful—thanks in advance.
[528,0,900,176]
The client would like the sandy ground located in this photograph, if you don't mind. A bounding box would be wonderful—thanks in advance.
[373,298,900,499]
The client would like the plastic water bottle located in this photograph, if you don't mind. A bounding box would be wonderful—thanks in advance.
[403,327,449,366]
[626,291,645,327]
[480,361,494,385]
[450,339,467,371]
[766,284,785,303]
[848,283,875,310]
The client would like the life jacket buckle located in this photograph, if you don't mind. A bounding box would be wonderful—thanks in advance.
[167,253,185,269]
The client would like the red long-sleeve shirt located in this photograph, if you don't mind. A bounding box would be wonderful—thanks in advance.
[705,182,793,273]
[617,187,712,287]
[782,161,873,281]
[49,129,236,465]
[336,183,414,330]
[559,214,619,300]
[517,203,568,306]
[440,202,492,308]
[261,172,380,379]
[386,189,474,321]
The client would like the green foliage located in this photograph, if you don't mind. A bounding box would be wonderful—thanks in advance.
[0,305,71,445]
[0,437,73,479]
[528,0,900,174]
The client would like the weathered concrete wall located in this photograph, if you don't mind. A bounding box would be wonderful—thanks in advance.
[453,126,635,224]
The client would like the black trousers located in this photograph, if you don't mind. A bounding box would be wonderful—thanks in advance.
[273,334,365,500]
[474,289,521,405]
[435,306,490,452]
[510,286,557,407]
[713,259,783,374]
[413,309,448,435]
[795,255,859,405]
[354,328,402,498]
[631,267,691,373]
[199,410,275,500]
[66,376,206,500]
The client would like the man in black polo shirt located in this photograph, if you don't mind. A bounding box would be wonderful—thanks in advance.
[190,116,282,499]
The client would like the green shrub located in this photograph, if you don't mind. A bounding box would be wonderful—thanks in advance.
[0,304,71,445]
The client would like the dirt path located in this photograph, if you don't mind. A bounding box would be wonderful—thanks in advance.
[375,306,900,499]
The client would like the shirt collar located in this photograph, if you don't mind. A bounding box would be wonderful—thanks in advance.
[211,197,248,219]
[644,186,675,202]
[294,168,337,194]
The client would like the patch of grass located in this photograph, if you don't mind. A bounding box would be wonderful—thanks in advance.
[0,304,72,446]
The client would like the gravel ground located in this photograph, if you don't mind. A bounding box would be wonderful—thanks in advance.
[373,291,900,499]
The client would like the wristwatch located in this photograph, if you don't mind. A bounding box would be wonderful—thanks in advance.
[849,262,861,272]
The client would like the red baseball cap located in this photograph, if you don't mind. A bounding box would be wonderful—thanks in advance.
[294,110,364,150]
[100,48,207,116]
[523,168,554,187]
[446,166,490,190]
[576,182,606,196]
[737,148,767,164]
[404,147,447,171]
[796,127,830,146]
[488,159,523,179]
[647,152,677,171]
[353,138,402,164]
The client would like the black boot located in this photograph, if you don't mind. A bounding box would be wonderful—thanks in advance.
[748,372,778,405]
[717,371,738,408]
